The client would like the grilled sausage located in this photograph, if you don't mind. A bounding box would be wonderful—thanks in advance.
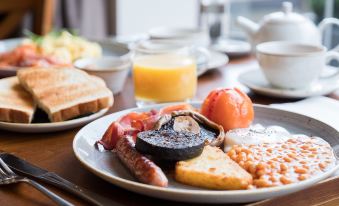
[115,135,168,187]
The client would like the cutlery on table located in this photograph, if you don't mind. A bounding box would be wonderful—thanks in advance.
[0,158,73,206]
[0,153,109,206]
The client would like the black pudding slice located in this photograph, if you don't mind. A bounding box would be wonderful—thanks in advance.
[161,118,218,144]
[135,130,205,161]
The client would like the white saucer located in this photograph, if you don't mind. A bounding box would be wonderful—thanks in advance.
[239,69,339,98]
[197,50,229,76]
[210,38,251,57]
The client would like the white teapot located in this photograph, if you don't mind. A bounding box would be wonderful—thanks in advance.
[237,1,339,48]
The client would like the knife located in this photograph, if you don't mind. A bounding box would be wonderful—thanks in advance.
[0,153,112,206]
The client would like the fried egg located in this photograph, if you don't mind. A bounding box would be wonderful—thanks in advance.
[224,124,292,151]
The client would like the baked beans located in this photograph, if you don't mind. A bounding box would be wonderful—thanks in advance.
[227,136,336,188]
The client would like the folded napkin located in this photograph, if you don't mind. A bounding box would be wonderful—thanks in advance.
[270,96,339,130]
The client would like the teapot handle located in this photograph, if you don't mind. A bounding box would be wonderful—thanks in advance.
[318,18,339,51]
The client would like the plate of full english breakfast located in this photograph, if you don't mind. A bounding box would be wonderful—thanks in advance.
[73,88,339,203]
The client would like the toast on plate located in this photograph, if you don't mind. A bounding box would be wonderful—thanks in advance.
[0,77,35,123]
[175,145,253,190]
[17,67,113,122]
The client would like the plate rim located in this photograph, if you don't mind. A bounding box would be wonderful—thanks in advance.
[198,50,229,76]
[0,108,109,130]
[239,69,339,98]
[72,103,339,201]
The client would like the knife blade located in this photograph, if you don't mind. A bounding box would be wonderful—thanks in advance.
[0,153,114,206]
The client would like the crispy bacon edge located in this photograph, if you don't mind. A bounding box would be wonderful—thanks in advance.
[96,103,194,151]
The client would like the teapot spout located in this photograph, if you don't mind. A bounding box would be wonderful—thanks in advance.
[236,16,259,39]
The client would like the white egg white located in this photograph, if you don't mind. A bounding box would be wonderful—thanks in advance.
[224,124,293,152]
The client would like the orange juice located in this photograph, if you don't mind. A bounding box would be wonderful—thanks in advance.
[133,53,197,103]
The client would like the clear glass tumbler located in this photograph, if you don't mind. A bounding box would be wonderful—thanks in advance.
[133,40,197,107]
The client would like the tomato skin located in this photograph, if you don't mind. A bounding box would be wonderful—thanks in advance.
[201,88,254,131]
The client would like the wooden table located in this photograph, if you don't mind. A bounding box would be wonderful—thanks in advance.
[0,56,337,206]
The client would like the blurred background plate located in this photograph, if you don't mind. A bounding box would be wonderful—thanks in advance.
[210,38,251,57]
[0,38,131,78]
[197,50,229,76]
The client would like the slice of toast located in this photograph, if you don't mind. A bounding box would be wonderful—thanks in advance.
[17,67,114,122]
[175,145,252,190]
[0,77,35,123]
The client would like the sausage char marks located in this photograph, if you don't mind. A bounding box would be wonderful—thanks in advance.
[115,135,168,187]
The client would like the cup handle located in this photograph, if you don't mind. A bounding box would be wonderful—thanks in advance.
[318,18,339,51]
[320,51,339,81]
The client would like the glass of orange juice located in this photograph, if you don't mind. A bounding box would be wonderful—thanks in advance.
[133,40,197,107]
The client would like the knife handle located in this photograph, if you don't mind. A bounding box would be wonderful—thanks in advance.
[39,172,111,206]
[24,178,74,206]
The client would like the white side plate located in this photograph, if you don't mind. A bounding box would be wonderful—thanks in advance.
[0,108,108,133]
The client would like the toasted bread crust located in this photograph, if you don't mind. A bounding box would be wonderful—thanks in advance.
[18,67,113,122]
[0,77,34,123]
[50,96,113,122]
[0,108,31,123]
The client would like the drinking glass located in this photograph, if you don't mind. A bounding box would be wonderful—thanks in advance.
[133,40,197,107]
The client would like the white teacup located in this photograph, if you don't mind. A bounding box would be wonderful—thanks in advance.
[256,41,339,89]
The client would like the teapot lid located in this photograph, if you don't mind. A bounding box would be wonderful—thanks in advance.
[263,2,307,24]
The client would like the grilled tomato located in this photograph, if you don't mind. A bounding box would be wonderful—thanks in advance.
[201,88,254,131]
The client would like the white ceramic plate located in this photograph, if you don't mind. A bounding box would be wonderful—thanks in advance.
[73,103,339,203]
[210,38,251,57]
[198,50,229,76]
[0,108,108,133]
[239,69,339,99]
